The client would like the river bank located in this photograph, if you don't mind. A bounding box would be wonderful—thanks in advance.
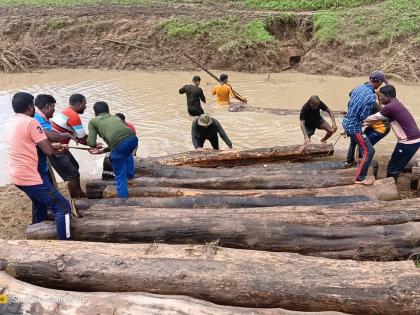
[0,1,419,80]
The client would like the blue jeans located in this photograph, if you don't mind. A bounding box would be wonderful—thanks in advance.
[387,142,420,178]
[110,136,138,197]
[16,176,71,240]
[346,132,375,181]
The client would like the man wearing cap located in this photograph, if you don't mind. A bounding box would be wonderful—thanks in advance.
[364,84,420,181]
[192,114,233,150]
[212,74,247,106]
[179,75,207,116]
[342,70,387,185]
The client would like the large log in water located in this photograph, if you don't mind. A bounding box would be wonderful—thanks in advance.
[88,168,357,198]
[0,240,419,314]
[77,194,370,209]
[0,272,337,315]
[102,157,347,178]
[228,103,347,117]
[101,178,398,201]
[147,144,334,167]
[27,202,420,261]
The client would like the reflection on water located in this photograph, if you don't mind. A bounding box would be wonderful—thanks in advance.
[0,69,419,185]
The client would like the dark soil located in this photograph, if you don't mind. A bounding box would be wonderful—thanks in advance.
[1,3,418,78]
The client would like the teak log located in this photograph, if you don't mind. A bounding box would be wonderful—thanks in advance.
[148,144,334,167]
[228,103,347,117]
[0,240,419,314]
[27,202,420,261]
[88,168,357,198]
[0,272,339,315]
[76,194,371,209]
[102,157,347,177]
[101,178,398,201]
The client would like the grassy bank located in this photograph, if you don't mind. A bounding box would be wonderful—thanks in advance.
[156,17,274,50]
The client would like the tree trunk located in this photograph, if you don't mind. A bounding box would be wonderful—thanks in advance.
[228,103,346,117]
[0,272,339,315]
[1,240,418,314]
[101,178,398,201]
[76,194,371,210]
[148,144,334,167]
[87,168,357,198]
[26,203,420,261]
[103,157,347,178]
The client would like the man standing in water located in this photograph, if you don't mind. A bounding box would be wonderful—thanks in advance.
[212,74,247,105]
[191,113,233,150]
[364,84,420,181]
[299,95,337,144]
[342,70,387,185]
[50,93,88,198]
[6,92,71,240]
[179,75,207,116]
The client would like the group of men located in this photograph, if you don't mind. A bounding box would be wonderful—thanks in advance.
[180,70,420,186]
[6,92,138,240]
[6,70,420,240]
[179,73,245,150]
[296,70,420,185]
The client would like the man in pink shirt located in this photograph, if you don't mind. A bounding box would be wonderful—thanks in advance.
[5,92,71,240]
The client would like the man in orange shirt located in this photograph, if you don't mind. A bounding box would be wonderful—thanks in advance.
[5,92,71,240]
[212,74,247,105]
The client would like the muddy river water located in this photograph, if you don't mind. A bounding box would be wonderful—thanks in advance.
[0,69,419,185]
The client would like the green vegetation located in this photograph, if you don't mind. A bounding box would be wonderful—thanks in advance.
[0,0,152,5]
[313,12,339,43]
[157,17,274,46]
[312,0,419,44]
[243,0,380,10]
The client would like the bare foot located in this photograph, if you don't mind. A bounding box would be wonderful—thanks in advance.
[354,179,375,186]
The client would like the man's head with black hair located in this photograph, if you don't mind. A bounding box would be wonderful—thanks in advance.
[378,84,397,105]
[93,101,109,116]
[69,93,86,114]
[192,75,201,87]
[12,92,35,117]
[35,94,56,119]
[220,74,228,83]
[115,112,125,122]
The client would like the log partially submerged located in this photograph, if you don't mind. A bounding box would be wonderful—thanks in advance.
[88,168,357,198]
[76,194,370,209]
[27,201,420,260]
[148,143,334,167]
[1,240,419,314]
[0,272,340,315]
[101,178,398,201]
[102,157,348,178]
[228,103,346,117]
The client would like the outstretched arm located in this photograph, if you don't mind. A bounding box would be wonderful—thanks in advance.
[326,109,337,132]
[300,120,311,145]
[215,120,233,149]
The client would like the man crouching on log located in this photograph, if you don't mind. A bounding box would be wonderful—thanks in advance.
[192,114,233,150]
[300,95,337,145]
[87,102,138,198]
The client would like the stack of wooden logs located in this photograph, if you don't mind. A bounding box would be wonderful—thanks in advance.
[1,143,419,314]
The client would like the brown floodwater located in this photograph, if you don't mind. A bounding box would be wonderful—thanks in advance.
[0,69,419,185]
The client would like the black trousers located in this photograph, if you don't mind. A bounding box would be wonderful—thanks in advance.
[196,135,219,149]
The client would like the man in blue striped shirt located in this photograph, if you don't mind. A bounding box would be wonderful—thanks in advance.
[342,70,387,185]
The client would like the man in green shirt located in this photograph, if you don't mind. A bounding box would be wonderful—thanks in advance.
[88,102,138,197]
[192,114,233,150]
